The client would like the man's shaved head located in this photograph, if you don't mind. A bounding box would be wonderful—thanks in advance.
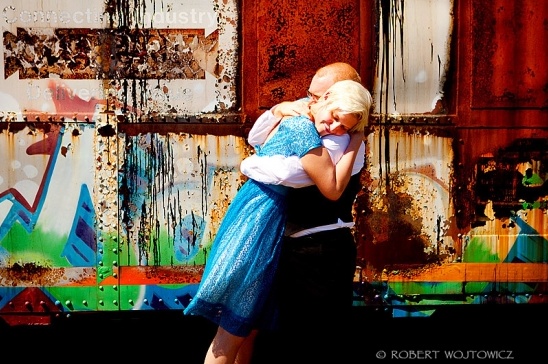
[307,62,361,101]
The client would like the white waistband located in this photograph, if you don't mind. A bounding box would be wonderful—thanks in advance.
[289,218,355,238]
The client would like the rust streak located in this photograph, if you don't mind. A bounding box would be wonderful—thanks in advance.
[118,266,204,285]
[385,263,548,282]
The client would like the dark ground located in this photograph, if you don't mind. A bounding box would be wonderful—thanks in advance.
[1,305,546,362]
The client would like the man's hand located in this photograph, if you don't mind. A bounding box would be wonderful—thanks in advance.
[347,130,365,150]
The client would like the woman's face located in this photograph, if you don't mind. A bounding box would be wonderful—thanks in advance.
[313,108,358,137]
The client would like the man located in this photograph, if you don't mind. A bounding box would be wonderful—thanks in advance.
[244,62,367,363]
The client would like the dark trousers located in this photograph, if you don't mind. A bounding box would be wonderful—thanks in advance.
[254,228,357,363]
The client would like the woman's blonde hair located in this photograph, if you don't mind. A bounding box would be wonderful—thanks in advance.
[310,80,372,133]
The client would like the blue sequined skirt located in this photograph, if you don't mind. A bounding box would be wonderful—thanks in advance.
[184,179,288,336]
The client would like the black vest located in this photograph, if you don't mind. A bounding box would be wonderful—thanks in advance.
[285,172,362,229]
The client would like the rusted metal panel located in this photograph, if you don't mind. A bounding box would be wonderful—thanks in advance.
[0,121,251,319]
[117,132,250,267]
[0,0,247,323]
[352,0,548,317]
[242,0,365,120]
[374,0,454,115]
[385,263,548,283]
[241,0,376,123]
[356,125,456,273]
[471,0,548,111]
[0,0,239,119]
[2,0,548,325]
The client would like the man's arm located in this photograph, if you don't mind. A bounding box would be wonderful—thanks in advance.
[240,134,366,188]
[247,109,278,147]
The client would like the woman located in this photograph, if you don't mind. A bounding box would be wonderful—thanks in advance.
[184,80,372,364]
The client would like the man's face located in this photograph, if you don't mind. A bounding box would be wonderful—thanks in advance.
[307,74,335,102]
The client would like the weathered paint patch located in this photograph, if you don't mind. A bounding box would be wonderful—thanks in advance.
[357,126,455,273]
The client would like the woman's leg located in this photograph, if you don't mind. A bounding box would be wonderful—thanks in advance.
[205,327,246,364]
[234,330,258,364]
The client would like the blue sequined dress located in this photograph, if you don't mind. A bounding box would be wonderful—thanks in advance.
[183,116,322,337]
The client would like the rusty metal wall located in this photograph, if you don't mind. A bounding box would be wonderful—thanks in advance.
[1,0,548,325]
[243,0,548,316]
[356,0,548,317]
[0,0,246,325]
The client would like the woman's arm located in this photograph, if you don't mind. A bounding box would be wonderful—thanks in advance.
[300,131,364,200]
